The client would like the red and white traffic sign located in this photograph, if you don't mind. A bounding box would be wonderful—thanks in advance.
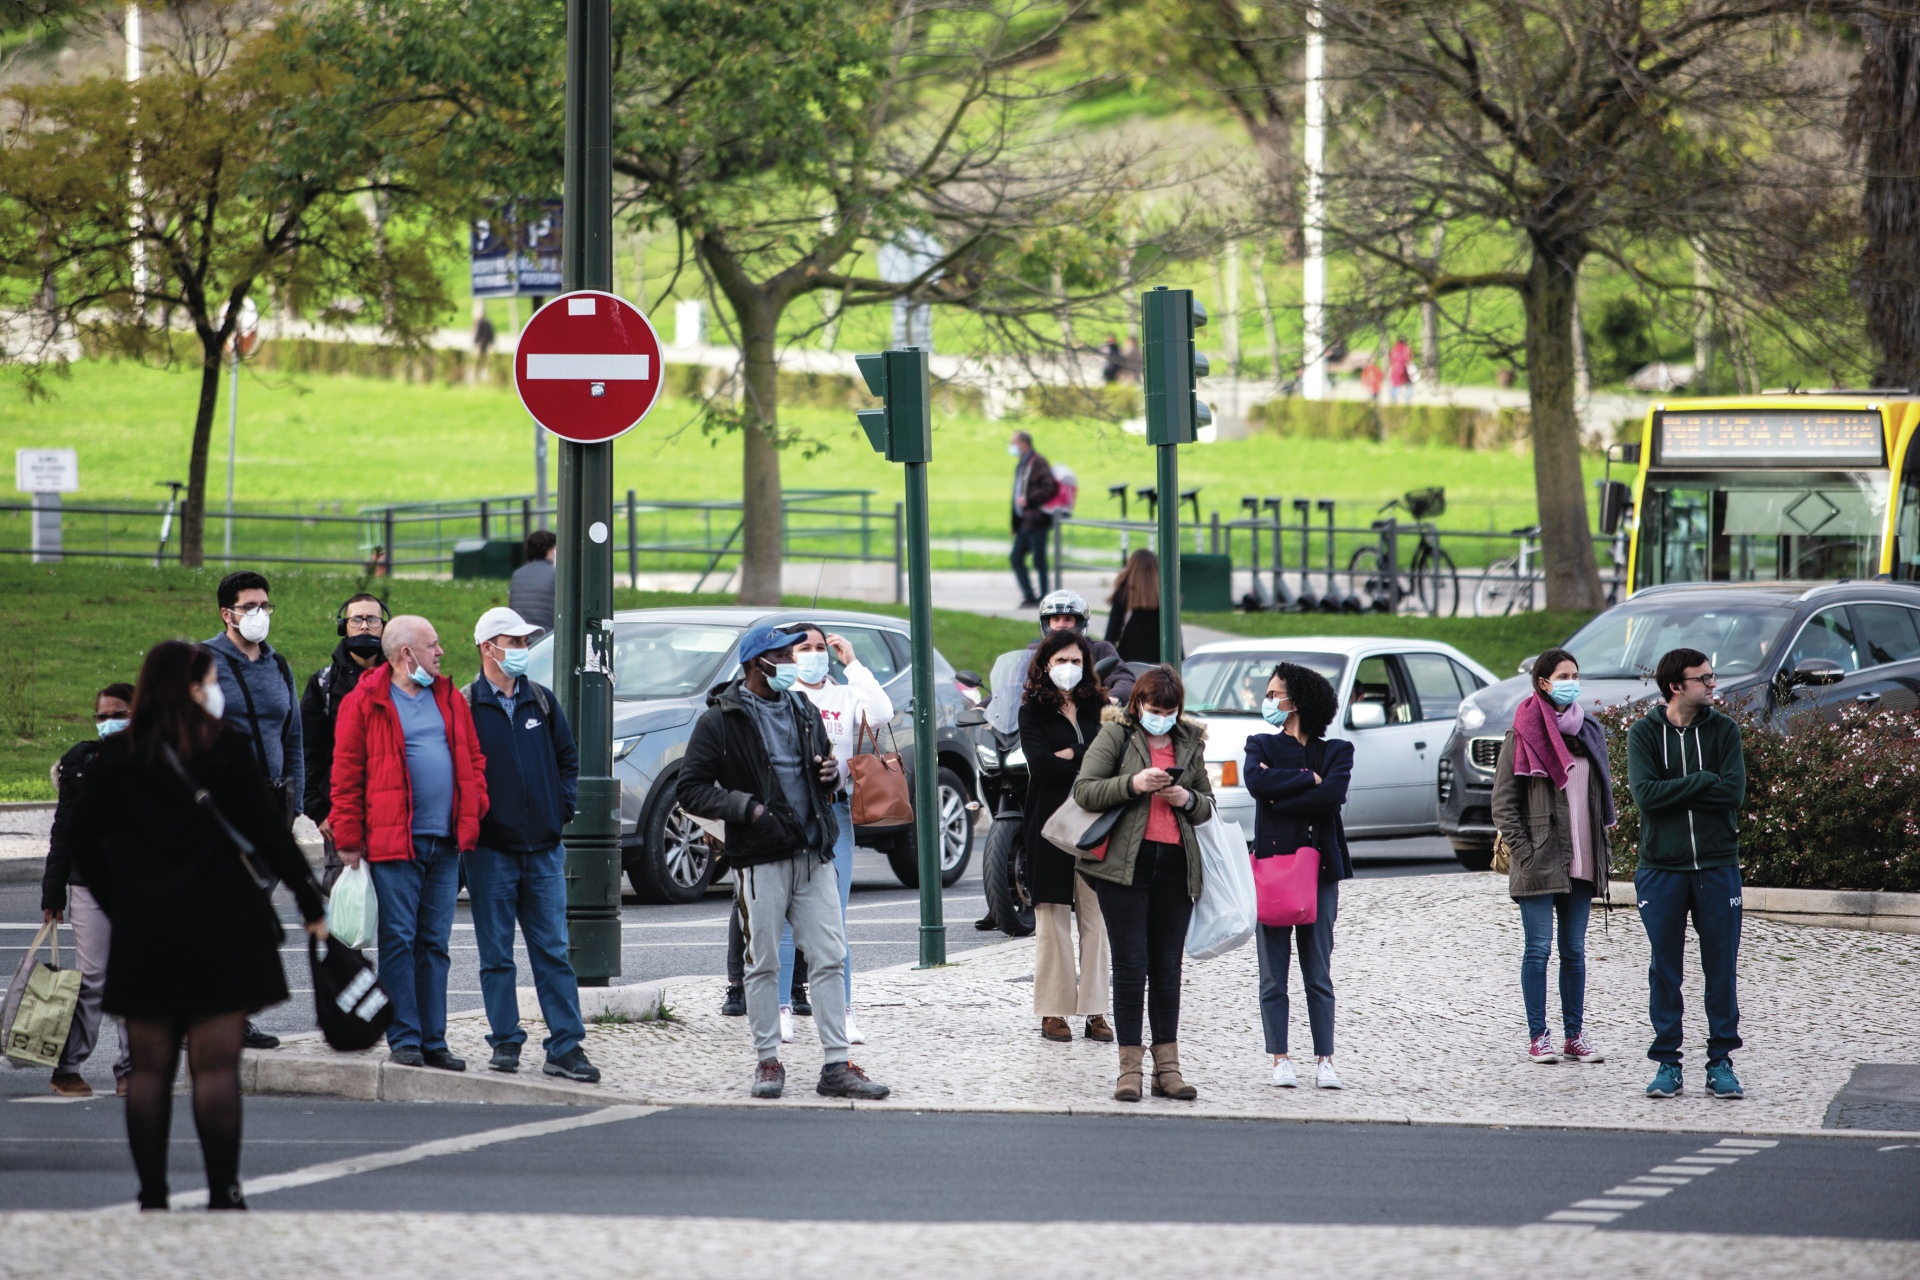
[513,290,664,443]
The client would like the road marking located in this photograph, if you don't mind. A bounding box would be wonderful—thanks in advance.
[1651,1165,1715,1175]
[162,1104,661,1209]
[1881,1145,1911,1151]
[1538,1137,1774,1227]
[1602,1185,1672,1197]
[1545,1209,1621,1223]
[1675,1155,1740,1165]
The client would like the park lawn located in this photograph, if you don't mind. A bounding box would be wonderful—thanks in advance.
[1188,608,1595,681]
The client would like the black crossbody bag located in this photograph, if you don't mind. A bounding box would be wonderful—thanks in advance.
[160,743,285,942]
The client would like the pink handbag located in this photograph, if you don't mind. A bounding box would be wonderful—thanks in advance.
[1251,845,1320,927]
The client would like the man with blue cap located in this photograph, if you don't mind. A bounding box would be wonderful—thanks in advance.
[679,623,891,1101]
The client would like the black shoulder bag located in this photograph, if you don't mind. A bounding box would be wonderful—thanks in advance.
[219,651,299,830]
[160,742,284,941]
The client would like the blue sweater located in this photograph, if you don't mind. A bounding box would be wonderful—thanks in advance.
[468,677,578,854]
[1243,731,1354,881]
[204,632,303,811]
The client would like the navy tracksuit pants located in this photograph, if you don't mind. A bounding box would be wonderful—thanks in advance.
[1634,864,1743,1065]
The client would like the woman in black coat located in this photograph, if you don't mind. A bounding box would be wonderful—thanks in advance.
[1243,661,1353,1092]
[73,640,327,1211]
[1018,628,1112,1043]
[1103,549,1161,664]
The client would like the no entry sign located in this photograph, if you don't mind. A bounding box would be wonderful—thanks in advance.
[513,291,664,443]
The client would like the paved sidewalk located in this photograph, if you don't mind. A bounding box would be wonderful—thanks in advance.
[270,874,1920,1131]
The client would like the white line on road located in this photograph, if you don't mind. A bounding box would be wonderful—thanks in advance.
[1539,1137,1776,1228]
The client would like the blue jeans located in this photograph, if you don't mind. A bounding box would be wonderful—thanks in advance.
[369,836,461,1052]
[1636,864,1743,1064]
[464,845,586,1059]
[1257,879,1339,1057]
[1517,886,1591,1040]
[1010,526,1049,601]
[780,800,854,1007]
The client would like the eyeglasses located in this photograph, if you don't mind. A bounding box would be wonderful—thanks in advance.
[226,603,273,617]
[1682,673,1717,687]
[344,616,384,632]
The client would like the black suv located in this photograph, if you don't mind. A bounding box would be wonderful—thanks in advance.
[1438,580,1920,868]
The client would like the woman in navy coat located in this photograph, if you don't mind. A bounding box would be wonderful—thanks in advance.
[1243,662,1353,1090]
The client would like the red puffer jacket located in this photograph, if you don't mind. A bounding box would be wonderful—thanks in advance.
[329,664,488,861]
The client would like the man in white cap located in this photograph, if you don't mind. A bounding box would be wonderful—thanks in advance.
[463,606,597,1082]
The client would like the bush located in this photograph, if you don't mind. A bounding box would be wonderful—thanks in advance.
[1246,397,1531,451]
[1595,699,1920,893]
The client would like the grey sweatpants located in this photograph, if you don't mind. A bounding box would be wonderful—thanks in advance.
[737,855,847,1063]
[59,886,131,1079]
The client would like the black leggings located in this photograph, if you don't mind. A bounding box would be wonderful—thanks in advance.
[1091,841,1193,1048]
[124,1011,248,1211]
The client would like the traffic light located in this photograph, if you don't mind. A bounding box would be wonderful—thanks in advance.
[854,347,932,464]
[1142,286,1210,445]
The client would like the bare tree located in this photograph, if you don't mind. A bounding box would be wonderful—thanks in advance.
[1849,2,1920,390]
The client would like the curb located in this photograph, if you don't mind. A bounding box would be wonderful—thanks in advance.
[0,857,41,885]
[1609,880,1920,934]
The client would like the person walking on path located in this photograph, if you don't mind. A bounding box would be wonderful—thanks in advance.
[677,624,890,1101]
[464,607,599,1083]
[1103,549,1162,665]
[510,529,558,632]
[72,641,328,1211]
[1020,629,1113,1045]
[1008,430,1059,607]
[1387,335,1414,405]
[202,570,301,1052]
[1245,662,1354,1091]
[330,615,489,1072]
[1491,646,1616,1068]
[40,682,136,1098]
[1627,646,1748,1101]
[1072,665,1214,1103]
[301,593,389,891]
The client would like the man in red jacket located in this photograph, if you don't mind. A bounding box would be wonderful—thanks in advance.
[331,615,489,1070]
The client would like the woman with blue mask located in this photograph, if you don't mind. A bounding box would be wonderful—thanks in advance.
[1491,646,1617,1067]
[1071,665,1215,1102]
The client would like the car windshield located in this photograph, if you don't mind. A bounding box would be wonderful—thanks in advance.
[527,622,742,699]
[1184,651,1349,714]
[1563,604,1791,681]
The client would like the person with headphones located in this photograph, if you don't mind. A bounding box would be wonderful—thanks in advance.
[301,593,390,889]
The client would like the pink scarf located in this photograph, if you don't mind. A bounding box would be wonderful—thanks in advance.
[1511,692,1575,788]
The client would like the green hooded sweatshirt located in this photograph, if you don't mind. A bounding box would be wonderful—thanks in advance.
[1625,704,1746,871]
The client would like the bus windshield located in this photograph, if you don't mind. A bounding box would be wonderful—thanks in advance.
[1635,471,1888,588]
[1564,603,1793,681]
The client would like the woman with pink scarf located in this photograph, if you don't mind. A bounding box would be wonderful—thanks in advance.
[1491,646,1617,1065]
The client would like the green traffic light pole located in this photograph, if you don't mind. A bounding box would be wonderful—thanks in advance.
[556,0,620,985]
[1141,286,1208,665]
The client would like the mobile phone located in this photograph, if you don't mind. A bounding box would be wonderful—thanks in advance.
[1162,766,1184,784]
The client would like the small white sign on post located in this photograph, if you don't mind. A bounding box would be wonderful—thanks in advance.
[16,449,76,565]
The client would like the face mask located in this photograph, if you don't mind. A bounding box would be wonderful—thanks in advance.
[96,717,129,738]
[795,651,831,685]
[1139,710,1177,736]
[344,634,383,660]
[1049,662,1083,691]
[409,665,435,688]
[497,646,530,678]
[1007,444,1022,457]
[1547,679,1580,707]
[1261,697,1288,726]
[764,660,798,692]
[200,681,225,721]
[235,609,270,644]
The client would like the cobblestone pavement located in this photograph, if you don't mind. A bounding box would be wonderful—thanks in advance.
[278,874,1920,1130]
[2,1213,1915,1279]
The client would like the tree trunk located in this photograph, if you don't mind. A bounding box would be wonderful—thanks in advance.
[181,338,223,569]
[1522,243,1604,612]
[1849,11,1920,390]
[736,295,784,605]
[1420,221,1444,381]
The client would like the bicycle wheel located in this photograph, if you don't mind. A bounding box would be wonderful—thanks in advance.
[1345,545,1386,611]
[1474,557,1525,617]
[1413,546,1460,618]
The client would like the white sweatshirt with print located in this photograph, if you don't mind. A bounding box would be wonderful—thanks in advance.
[801,660,896,793]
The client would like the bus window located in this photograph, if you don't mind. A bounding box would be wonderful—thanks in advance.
[1636,475,1888,588]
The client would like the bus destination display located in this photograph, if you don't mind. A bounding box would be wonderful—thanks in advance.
[1655,409,1885,466]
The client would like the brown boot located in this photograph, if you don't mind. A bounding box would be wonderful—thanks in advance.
[1040,1016,1072,1042]
[1083,1015,1114,1043]
[1114,1045,1145,1102]
[1150,1042,1198,1100]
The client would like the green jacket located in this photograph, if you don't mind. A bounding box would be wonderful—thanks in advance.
[1625,704,1745,872]
[1071,706,1215,898]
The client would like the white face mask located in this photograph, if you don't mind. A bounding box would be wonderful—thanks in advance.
[200,680,225,721]
[1048,662,1083,691]
[235,609,270,644]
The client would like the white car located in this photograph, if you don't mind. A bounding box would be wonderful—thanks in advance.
[1182,637,1498,844]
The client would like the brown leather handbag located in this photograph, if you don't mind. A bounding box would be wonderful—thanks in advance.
[847,718,914,829]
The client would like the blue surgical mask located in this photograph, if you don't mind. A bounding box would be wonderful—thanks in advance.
[1139,710,1177,736]
[765,660,798,692]
[795,651,831,685]
[1007,444,1022,457]
[1261,698,1287,726]
[96,717,129,738]
[410,666,435,689]
[1547,679,1580,707]
[499,646,530,678]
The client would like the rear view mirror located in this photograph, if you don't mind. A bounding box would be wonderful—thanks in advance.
[1598,480,1632,535]
[1775,657,1844,700]
[954,708,987,728]
[954,670,982,689]
[1095,655,1121,678]
[1517,654,1539,675]
[1348,702,1387,730]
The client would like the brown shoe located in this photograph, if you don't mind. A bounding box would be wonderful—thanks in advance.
[115,1077,129,1098]
[1114,1045,1145,1102]
[1040,1016,1072,1042]
[49,1073,91,1098]
[1083,1015,1114,1042]
[1150,1041,1198,1100]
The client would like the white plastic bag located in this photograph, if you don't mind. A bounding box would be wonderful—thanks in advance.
[326,862,379,951]
[1185,815,1257,960]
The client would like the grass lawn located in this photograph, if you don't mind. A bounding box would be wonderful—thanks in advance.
[1189,609,1596,681]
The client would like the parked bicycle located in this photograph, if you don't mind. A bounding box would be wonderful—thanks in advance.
[1346,488,1459,617]
[1475,524,1542,616]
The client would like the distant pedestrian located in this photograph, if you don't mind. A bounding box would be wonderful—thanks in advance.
[510,529,557,632]
[203,570,301,1052]
[677,624,890,1100]
[1020,628,1112,1045]
[1101,334,1123,385]
[1387,336,1413,405]
[1072,664,1214,1103]
[464,607,599,1083]
[474,313,496,359]
[1492,647,1616,1068]
[40,682,136,1098]
[72,641,327,1210]
[330,615,489,1072]
[1121,336,1141,384]
[1008,431,1059,607]
[1360,359,1385,402]
[301,593,389,891]
[1245,662,1353,1090]
[1103,549,1161,665]
[1627,647,1747,1101]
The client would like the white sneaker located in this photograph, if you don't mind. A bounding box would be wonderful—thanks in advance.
[1315,1059,1343,1090]
[844,1007,866,1045]
[1270,1058,1299,1088]
[779,1006,795,1044]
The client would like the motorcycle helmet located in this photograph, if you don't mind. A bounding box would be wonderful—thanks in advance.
[1038,588,1089,634]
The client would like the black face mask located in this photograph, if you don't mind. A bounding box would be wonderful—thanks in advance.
[343,634,384,660]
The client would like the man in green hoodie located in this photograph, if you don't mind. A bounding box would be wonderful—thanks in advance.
[1625,647,1747,1101]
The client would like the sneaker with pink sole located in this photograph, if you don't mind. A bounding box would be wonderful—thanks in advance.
[1561,1032,1604,1063]
[1527,1032,1560,1063]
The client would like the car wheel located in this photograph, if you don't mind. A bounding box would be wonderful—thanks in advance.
[883,767,974,889]
[981,814,1034,936]
[626,772,717,904]
[1451,840,1495,872]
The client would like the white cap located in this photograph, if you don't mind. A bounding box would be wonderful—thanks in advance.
[474,606,540,646]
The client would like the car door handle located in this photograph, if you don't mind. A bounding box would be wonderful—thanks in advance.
[1414,742,1427,750]
[1855,692,1882,704]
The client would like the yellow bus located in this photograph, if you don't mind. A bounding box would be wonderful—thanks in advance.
[1625,394,1920,593]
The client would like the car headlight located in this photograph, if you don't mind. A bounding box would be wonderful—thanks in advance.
[975,742,1000,769]
[1457,698,1486,732]
[1205,760,1239,790]
[613,735,640,762]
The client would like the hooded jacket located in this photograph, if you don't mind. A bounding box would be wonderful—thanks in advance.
[329,664,489,861]
[1625,703,1745,872]
[676,678,840,867]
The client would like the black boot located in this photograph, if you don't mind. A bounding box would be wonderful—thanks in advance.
[721,984,747,1017]
[791,981,812,1017]
[974,913,998,931]
[241,1021,279,1050]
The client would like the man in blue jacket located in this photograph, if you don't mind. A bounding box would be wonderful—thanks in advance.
[465,607,598,1083]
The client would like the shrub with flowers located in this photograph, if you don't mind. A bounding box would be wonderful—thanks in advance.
[1595,698,1920,892]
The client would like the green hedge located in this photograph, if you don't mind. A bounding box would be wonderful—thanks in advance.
[1247,397,1531,451]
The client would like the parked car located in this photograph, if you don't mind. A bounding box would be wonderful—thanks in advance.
[1182,637,1498,843]
[1437,580,1920,868]
[522,607,979,902]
